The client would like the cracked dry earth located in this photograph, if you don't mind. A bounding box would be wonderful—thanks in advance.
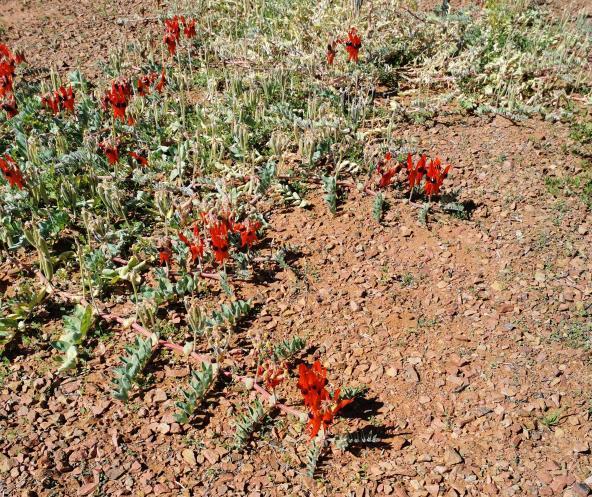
[1,112,592,497]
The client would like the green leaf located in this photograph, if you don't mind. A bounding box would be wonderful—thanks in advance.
[53,304,94,372]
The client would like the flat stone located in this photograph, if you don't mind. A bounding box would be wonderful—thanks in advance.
[182,449,197,467]
[552,476,576,493]
[574,442,590,454]
[202,448,220,465]
[391,437,408,450]
[77,482,99,496]
[405,366,419,383]
[152,389,168,403]
[106,466,125,480]
[444,448,463,466]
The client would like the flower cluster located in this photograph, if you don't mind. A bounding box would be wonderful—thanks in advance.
[98,139,120,165]
[344,28,362,63]
[163,16,197,56]
[176,214,262,267]
[209,220,230,263]
[0,154,24,190]
[0,43,25,118]
[158,239,173,266]
[136,69,166,97]
[326,29,362,65]
[407,153,451,198]
[374,152,452,199]
[41,86,75,115]
[326,41,339,65]
[102,77,133,123]
[407,153,427,190]
[424,158,452,197]
[376,152,402,189]
[129,150,148,167]
[231,219,262,249]
[178,224,205,264]
[297,361,352,438]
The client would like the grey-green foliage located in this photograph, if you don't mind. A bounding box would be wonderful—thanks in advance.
[321,175,338,214]
[273,248,291,272]
[441,201,469,219]
[219,270,234,297]
[418,203,430,226]
[52,304,94,371]
[257,160,276,194]
[272,336,306,362]
[186,299,251,339]
[333,429,380,451]
[0,288,46,348]
[277,181,310,209]
[112,334,158,402]
[209,299,251,329]
[233,399,265,449]
[175,362,216,423]
[0,316,19,348]
[340,385,368,400]
[22,224,54,281]
[429,1,591,114]
[372,193,385,223]
[306,436,326,477]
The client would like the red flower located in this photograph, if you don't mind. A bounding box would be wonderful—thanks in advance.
[159,248,171,265]
[0,154,24,189]
[99,140,119,165]
[257,361,285,391]
[155,68,166,93]
[326,40,340,65]
[231,219,262,248]
[136,73,157,96]
[178,224,205,263]
[297,361,353,438]
[0,44,23,99]
[58,86,75,113]
[129,150,148,167]
[164,17,181,55]
[41,86,75,114]
[0,64,14,98]
[307,388,352,439]
[407,153,427,190]
[165,17,181,40]
[41,92,60,114]
[163,33,178,56]
[13,51,25,65]
[297,361,329,412]
[209,221,229,263]
[183,18,197,39]
[345,28,362,63]
[104,78,133,122]
[424,157,451,197]
[158,239,173,266]
[1,94,18,118]
[377,151,401,189]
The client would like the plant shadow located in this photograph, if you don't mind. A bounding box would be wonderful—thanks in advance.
[340,394,384,422]
[342,425,396,455]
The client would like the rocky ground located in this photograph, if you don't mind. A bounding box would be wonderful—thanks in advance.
[1,1,591,497]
